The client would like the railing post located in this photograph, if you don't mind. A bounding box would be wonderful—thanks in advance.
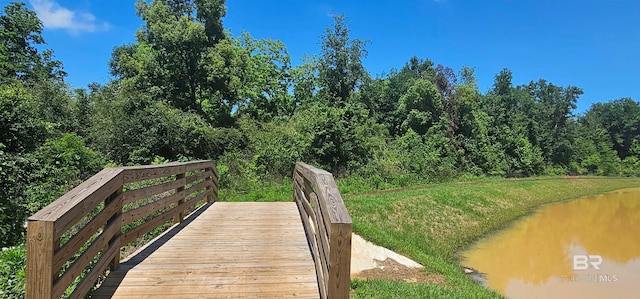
[206,166,218,203]
[175,173,186,223]
[106,186,123,271]
[328,222,352,298]
[26,220,55,299]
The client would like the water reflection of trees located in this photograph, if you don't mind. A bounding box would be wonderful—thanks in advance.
[462,189,640,293]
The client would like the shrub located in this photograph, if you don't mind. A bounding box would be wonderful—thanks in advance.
[0,245,26,298]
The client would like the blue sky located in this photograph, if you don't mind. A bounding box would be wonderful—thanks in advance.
[12,0,640,114]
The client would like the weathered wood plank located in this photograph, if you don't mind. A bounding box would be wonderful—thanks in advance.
[121,178,185,205]
[121,190,185,226]
[179,188,212,214]
[183,160,214,172]
[185,170,212,185]
[121,188,211,246]
[310,192,330,267]
[174,173,186,223]
[107,187,123,272]
[121,164,185,184]
[295,197,326,299]
[183,179,213,198]
[295,163,352,225]
[327,221,351,298]
[121,206,179,246]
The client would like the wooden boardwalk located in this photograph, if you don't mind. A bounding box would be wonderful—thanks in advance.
[92,202,320,298]
[26,161,350,299]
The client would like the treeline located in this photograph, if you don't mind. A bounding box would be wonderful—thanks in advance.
[1,0,640,250]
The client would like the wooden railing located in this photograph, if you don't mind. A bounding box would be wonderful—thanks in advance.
[293,162,352,299]
[26,160,218,299]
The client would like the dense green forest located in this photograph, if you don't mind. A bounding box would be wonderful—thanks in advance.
[2,0,640,254]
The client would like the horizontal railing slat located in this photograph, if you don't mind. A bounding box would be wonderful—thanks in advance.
[183,160,214,173]
[120,188,211,246]
[68,237,120,299]
[121,178,185,205]
[310,192,330,273]
[184,180,213,198]
[186,170,213,185]
[53,196,121,274]
[121,164,185,184]
[182,188,212,212]
[121,204,181,246]
[121,190,186,227]
[52,217,120,299]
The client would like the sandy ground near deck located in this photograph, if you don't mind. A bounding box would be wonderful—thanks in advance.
[350,234,446,284]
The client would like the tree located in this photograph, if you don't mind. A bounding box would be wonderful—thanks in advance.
[585,98,640,160]
[525,79,583,165]
[359,57,437,137]
[575,112,621,175]
[297,13,387,175]
[397,78,443,135]
[317,14,368,107]
[484,69,544,175]
[0,2,65,84]
[234,32,294,122]
[295,102,385,176]
[111,0,230,123]
[0,82,44,246]
[290,55,317,107]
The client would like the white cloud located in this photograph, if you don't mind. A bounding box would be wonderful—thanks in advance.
[29,0,110,34]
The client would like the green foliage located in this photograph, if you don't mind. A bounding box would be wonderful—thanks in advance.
[238,115,310,179]
[398,79,443,135]
[350,279,498,299]
[1,5,639,295]
[0,83,46,153]
[0,151,36,247]
[0,245,26,298]
[234,32,294,121]
[586,98,640,160]
[317,14,369,107]
[295,103,386,176]
[0,2,65,84]
[27,133,106,215]
[290,55,317,106]
[90,94,226,164]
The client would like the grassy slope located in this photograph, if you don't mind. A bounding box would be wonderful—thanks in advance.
[346,177,640,298]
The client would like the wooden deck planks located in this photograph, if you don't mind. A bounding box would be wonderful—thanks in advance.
[92,202,320,298]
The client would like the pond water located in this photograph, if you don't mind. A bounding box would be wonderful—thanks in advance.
[461,188,640,299]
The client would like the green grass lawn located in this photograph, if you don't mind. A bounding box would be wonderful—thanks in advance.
[345,177,640,298]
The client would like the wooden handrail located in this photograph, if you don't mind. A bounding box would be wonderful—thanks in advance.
[26,160,218,299]
[293,162,352,299]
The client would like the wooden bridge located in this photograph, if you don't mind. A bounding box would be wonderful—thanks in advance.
[25,161,351,298]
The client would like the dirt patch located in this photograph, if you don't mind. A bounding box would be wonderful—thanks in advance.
[352,258,447,284]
